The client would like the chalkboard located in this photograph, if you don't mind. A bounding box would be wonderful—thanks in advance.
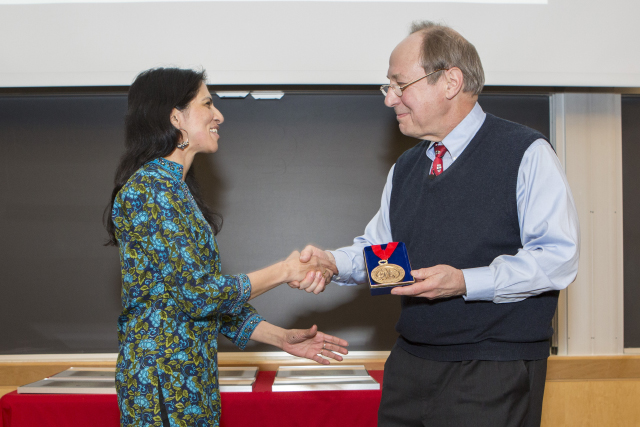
[0,91,549,354]
[622,95,640,349]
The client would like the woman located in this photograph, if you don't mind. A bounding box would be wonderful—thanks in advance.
[105,68,348,427]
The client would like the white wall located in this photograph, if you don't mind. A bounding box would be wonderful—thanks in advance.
[1,0,639,87]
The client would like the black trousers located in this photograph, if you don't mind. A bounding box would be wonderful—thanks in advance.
[378,345,547,427]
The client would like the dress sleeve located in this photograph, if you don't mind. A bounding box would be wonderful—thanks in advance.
[117,177,252,320]
[219,306,264,350]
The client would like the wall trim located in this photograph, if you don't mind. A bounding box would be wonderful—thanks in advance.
[0,351,388,364]
[2,354,640,387]
[0,353,118,363]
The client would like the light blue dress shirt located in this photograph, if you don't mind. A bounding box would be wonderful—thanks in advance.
[330,103,580,303]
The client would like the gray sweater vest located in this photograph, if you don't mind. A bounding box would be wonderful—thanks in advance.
[389,113,558,361]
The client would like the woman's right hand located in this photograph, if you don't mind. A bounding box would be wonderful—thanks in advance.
[247,250,338,300]
[282,251,337,291]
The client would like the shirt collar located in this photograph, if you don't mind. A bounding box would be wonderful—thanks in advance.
[150,157,184,181]
[427,102,486,159]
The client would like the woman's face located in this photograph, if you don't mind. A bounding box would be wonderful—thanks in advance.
[174,82,224,154]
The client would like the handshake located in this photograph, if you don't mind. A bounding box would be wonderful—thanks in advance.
[283,245,336,294]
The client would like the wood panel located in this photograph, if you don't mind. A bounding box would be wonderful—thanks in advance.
[0,387,16,399]
[546,355,640,380]
[0,361,116,388]
[542,380,640,427]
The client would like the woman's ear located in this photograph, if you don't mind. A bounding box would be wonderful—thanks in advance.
[170,108,182,129]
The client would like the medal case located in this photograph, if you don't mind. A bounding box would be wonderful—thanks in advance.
[363,242,415,296]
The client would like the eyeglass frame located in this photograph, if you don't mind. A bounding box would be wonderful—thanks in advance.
[380,68,448,97]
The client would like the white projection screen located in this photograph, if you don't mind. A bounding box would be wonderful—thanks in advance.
[1,0,638,87]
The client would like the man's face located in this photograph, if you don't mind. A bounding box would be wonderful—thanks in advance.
[384,33,450,141]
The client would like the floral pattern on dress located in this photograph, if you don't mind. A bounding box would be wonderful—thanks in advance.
[112,158,264,427]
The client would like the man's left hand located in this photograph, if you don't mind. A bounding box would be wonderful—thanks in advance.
[390,264,466,299]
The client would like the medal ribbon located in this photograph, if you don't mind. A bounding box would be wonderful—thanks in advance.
[371,242,399,261]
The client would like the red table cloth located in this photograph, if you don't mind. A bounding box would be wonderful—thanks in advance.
[1,370,384,427]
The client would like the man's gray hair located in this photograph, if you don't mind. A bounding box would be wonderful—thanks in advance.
[410,21,485,95]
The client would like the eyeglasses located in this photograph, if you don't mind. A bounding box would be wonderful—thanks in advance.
[380,69,447,97]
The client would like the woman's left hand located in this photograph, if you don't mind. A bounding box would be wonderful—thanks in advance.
[282,325,349,365]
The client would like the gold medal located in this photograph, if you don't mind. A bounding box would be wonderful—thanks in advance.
[371,259,405,284]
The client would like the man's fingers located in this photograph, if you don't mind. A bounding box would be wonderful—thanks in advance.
[310,270,331,294]
[309,283,326,295]
[391,286,423,296]
[288,281,300,289]
[316,281,329,294]
[411,268,437,280]
[322,259,338,275]
[308,271,329,294]
[390,283,450,299]
[391,282,433,296]
[322,269,333,286]
[305,271,322,293]
[412,265,450,280]
[297,271,317,289]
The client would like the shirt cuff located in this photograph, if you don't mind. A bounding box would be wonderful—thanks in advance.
[329,250,355,285]
[462,267,495,301]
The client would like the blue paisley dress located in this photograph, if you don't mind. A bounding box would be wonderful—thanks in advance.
[112,158,264,426]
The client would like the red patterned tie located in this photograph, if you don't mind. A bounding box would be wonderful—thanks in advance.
[430,143,448,176]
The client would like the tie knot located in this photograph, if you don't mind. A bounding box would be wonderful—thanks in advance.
[434,143,447,158]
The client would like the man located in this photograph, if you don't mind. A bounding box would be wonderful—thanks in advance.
[291,21,579,427]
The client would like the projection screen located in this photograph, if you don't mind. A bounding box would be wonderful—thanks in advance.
[1,0,638,87]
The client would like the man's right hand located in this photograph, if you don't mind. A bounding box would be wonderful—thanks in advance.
[288,245,336,294]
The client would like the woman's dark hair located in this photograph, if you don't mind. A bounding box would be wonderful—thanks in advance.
[104,67,223,246]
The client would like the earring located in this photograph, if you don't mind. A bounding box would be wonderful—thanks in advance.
[177,128,189,150]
